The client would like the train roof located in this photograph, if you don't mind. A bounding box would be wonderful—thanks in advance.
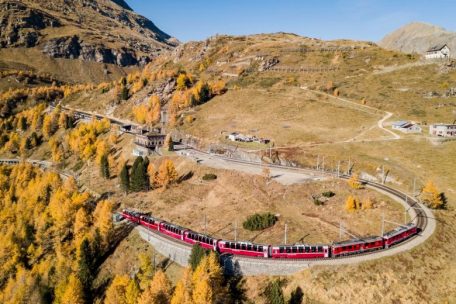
[383,223,416,238]
[272,243,329,248]
[333,235,383,246]
[219,240,268,246]
[186,230,216,239]
[161,221,187,231]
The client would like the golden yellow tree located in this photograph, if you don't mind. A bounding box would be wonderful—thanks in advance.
[345,195,357,212]
[104,275,130,304]
[171,269,193,304]
[139,270,172,304]
[191,253,225,304]
[348,173,362,189]
[421,181,444,209]
[93,200,113,245]
[125,278,140,304]
[60,275,85,304]
[155,159,178,189]
[137,253,154,291]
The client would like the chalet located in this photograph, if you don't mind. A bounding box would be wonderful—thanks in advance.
[425,44,451,60]
[391,121,422,134]
[429,124,456,137]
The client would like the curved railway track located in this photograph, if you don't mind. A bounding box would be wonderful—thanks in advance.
[38,108,433,267]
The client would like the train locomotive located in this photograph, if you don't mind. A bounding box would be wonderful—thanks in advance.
[120,210,418,260]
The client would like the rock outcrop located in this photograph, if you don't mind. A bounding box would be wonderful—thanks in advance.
[379,22,456,58]
[0,0,179,66]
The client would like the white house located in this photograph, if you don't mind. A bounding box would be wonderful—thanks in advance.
[425,44,451,60]
[429,124,456,137]
[392,121,422,133]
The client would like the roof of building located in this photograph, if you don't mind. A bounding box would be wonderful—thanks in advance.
[392,120,409,127]
[431,123,456,127]
[427,44,449,52]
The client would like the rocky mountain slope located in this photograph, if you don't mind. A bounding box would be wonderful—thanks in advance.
[0,0,178,66]
[379,22,456,57]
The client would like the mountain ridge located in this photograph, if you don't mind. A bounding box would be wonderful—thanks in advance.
[379,22,456,57]
[0,0,178,66]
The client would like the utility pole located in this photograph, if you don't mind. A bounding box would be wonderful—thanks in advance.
[316,155,320,170]
[337,160,341,178]
[234,220,237,242]
[284,223,288,244]
[381,213,385,236]
[339,222,342,241]
[382,165,385,185]
[269,142,272,160]
[322,156,325,172]
[347,158,351,175]
[204,215,207,234]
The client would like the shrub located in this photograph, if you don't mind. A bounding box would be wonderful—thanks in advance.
[322,191,335,198]
[202,173,217,181]
[313,197,324,206]
[243,213,277,231]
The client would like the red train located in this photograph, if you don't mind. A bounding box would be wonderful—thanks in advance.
[120,210,418,260]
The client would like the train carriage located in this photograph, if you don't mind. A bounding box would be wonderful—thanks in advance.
[383,223,417,248]
[271,244,329,259]
[120,210,142,224]
[159,222,187,241]
[140,215,160,231]
[332,236,384,257]
[218,241,269,258]
[183,231,218,250]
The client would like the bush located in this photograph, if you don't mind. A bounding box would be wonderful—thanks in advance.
[313,197,324,206]
[322,191,335,198]
[243,213,277,231]
[202,173,217,181]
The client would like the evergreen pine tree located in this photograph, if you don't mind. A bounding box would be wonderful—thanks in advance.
[19,116,27,131]
[265,280,285,304]
[189,244,207,271]
[120,163,130,194]
[100,154,110,179]
[78,238,94,301]
[130,156,148,192]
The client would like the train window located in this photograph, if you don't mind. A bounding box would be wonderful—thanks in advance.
[236,244,240,250]
[259,246,263,252]
[286,247,291,253]
[305,247,309,253]
[318,247,323,252]
[311,247,316,252]
[279,247,284,253]
[247,245,252,251]
[241,244,246,250]
[299,247,304,253]
[292,247,297,253]
[253,245,258,251]
[231,243,236,249]
[210,240,213,245]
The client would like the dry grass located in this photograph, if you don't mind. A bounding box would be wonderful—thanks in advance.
[182,87,380,147]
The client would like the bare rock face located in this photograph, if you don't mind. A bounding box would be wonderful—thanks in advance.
[0,1,60,48]
[379,22,456,58]
[0,0,179,66]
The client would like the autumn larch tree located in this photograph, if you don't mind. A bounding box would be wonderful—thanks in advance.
[139,270,172,304]
[348,173,362,189]
[171,268,193,304]
[104,275,130,304]
[421,180,445,209]
[155,159,178,189]
[137,253,155,291]
[345,195,357,212]
[163,134,174,151]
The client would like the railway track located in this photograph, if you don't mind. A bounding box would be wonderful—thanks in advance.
[43,108,433,266]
